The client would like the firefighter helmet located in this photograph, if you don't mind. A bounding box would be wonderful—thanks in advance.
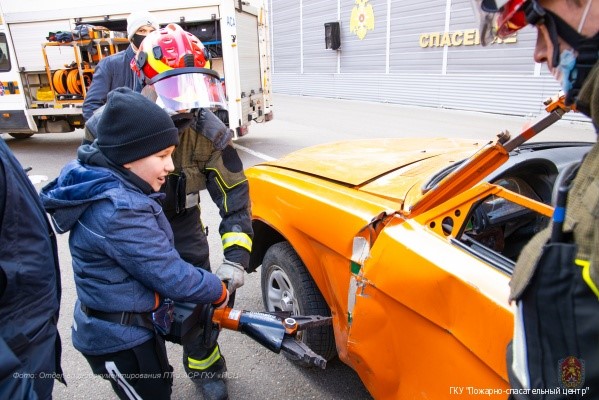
[132,23,227,112]
[472,0,599,105]
[471,0,544,45]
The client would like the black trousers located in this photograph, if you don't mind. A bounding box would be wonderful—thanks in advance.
[168,205,210,268]
[84,337,173,400]
[168,205,226,378]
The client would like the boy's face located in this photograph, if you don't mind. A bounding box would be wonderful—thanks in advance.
[123,146,175,191]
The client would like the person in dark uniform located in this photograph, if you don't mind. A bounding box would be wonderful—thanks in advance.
[473,0,599,397]
[132,24,252,400]
[82,10,158,121]
[0,137,64,399]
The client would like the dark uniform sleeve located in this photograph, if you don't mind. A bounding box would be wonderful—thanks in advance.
[0,158,6,296]
[194,108,233,150]
[82,58,112,121]
[0,157,5,229]
[204,144,253,269]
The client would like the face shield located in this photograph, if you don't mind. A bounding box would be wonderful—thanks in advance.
[471,0,536,46]
[148,67,227,113]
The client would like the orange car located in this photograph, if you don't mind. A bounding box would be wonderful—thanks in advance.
[246,128,591,398]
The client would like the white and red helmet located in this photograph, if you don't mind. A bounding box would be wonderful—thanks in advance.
[472,0,599,104]
[472,0,543,45]
[132,23,226,112]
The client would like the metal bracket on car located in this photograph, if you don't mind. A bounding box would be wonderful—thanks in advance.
[347,210,397,325]
[348,233,379,325]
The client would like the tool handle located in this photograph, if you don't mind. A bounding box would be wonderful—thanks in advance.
[225,281,236,308]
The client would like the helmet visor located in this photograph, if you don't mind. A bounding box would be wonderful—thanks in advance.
[472,0,529,45]
[151,71,227,112]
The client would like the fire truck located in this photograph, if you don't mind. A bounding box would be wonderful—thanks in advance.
[0,0,273,139]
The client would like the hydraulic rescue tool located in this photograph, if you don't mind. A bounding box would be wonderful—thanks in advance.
[163,301,332,369]
[409,92,575,216]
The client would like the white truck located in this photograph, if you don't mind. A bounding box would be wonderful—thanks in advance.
[0,0,273,139]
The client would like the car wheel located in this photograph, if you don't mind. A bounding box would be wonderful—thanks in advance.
[261,241,337,362]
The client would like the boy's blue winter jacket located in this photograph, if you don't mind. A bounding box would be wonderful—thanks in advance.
[40,145,223,355]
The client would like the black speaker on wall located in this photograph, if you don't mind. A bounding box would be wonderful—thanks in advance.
[324,22,341,50]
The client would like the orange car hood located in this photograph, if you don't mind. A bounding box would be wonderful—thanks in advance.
[263,138,487,210]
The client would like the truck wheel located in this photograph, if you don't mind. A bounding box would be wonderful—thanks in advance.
[261,241,337,363]
[8,133,33,139]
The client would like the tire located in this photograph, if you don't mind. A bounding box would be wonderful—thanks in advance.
[8,133,33,139]
[261,242,337,363]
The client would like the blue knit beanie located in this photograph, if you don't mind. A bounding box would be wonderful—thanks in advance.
[96,87,179,165]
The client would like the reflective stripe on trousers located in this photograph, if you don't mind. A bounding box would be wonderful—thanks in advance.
[186,345,221,370]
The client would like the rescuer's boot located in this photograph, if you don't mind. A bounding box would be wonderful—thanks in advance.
[184,347,228,400]
[196,377,228,400]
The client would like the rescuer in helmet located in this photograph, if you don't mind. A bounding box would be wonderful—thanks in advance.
[472,0,598,397]
[133,23,252,400]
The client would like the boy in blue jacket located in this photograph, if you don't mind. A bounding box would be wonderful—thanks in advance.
[41,87,229,400]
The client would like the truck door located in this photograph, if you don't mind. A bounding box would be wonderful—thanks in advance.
[235,10,262,125]
[0,25,32,137]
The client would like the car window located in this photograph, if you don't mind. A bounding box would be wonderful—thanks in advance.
[0,33,11,72]
[454,177,550,273]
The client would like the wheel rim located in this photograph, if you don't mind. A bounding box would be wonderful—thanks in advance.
[265,266,300,315]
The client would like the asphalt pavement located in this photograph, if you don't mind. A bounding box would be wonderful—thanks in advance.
[233,93,596,163]
[3,93,596,400]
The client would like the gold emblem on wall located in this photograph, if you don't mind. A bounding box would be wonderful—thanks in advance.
[350,0,375,40]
